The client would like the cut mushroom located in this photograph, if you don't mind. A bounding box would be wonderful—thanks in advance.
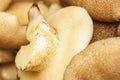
[15,3,58,71]
[16,5,93,80]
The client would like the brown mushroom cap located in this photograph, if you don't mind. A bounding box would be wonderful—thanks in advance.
[64,37,120,80]
[60,0,120,22]
[117,24,120,36]
[0,0,12,11]
[0,12,28,49]
[44,0,60,6]
[91,21,118,42]
[0,63,17,80]
[0,49,15,64]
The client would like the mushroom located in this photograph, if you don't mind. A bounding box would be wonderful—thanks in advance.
[64,37,120,80]
[91,21,118,42]
[0,49,15,64]
[0,63,17,80]
[44,0,60,6]
[117,24,120,36]
[15,4,93,80]
[60,0,120,22]
[15,3,58,71]
[0,12,28,49]
[0,0,12,11]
